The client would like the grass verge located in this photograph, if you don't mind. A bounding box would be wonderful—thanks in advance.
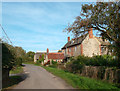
[42,66,120,89]
[23,61,35,64]
[10,66,23,74]
[34,63,42,66]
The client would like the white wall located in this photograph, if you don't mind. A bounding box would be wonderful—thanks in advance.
[82,35,101,57]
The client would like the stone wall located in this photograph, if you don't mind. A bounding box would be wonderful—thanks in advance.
[57,64,120,84]
[57,63,66,70]
[80,66,120,83]
[82,35,101,57]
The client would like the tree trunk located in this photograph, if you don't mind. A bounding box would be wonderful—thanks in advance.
[2,68,10,88]
[116,41,120,68]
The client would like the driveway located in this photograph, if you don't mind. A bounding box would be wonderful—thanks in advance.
[13,64,73,89]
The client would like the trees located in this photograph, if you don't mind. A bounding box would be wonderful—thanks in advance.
[2,39,35,87]
[58,50,62,53]
[26,51,35,58]
[14,46,26,65]
[2,41,26,85]
[2,43,16,71]
[65,2,120,60]
[2,42,16,84]
[2,42,26,71]
[25,51,35,62]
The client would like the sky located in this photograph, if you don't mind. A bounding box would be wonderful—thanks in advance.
[2,2,91,52]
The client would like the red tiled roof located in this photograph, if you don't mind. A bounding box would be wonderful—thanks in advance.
[48,53,64,59]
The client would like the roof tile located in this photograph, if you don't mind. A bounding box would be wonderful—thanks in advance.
[48,53,64,59]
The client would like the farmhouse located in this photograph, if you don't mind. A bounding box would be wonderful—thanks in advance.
[34,48,64,64]
[61,28,110,57]
[44,48,64,65]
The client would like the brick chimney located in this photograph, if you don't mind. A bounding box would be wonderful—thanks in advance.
[47,48,49,54]
[88,28,93,38]
[68,37,70,42]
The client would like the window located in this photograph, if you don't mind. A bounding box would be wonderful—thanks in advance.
[101,46,105,53]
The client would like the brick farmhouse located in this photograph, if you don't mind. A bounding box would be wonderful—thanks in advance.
[34,49,64,64]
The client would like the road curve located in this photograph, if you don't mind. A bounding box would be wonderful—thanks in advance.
[13,64,73,89]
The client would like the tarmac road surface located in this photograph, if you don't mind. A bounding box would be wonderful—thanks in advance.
[13,64,73,89]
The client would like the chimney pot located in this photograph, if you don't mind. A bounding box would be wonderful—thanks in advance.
[88,28,93,38]
[47,48,49,54]
[68,37,70,42]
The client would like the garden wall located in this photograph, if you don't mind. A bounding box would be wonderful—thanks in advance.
[80,66,120,83]
[57,63,120,83]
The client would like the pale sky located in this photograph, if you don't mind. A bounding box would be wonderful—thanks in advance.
[2,2,93,52]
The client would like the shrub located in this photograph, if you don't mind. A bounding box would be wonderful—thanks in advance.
[65,55,118,74]
[49,60,57,68]
[66,56,89,73]
[2,43,16,71]
[15,57,22,66]
[36,59,42,64]
[90,56,107,66]
[88,55,118,67]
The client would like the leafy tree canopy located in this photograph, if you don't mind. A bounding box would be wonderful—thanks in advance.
[14,46,26,58]
[26,51,35,58]
[24,51,35,62]
[2,40,26,70]
[2,43,16,70]
[65,1,120,59]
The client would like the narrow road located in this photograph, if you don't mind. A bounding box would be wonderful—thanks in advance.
[13,64,73,89]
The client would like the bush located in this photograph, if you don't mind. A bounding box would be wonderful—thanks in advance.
[49,60,57,68]
[36,59,42,64]
[88,55,118,67]
[2,43,16,71]
[65,55,118,74]
[15,57,22,66]
[66,56,89,73]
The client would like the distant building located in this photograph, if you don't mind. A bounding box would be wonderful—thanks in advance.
[34,48,64,65]
[61,28,110,57]
[34,52,46,63]
[45,48,64,64]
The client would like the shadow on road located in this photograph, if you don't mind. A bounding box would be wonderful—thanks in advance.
[2,71,29,90]
[21,64,26,67]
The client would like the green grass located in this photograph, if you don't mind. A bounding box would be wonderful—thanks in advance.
[42,66,120,89]
[34,63,42,66]
[23,61,35,64]
[10,66,23,74]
